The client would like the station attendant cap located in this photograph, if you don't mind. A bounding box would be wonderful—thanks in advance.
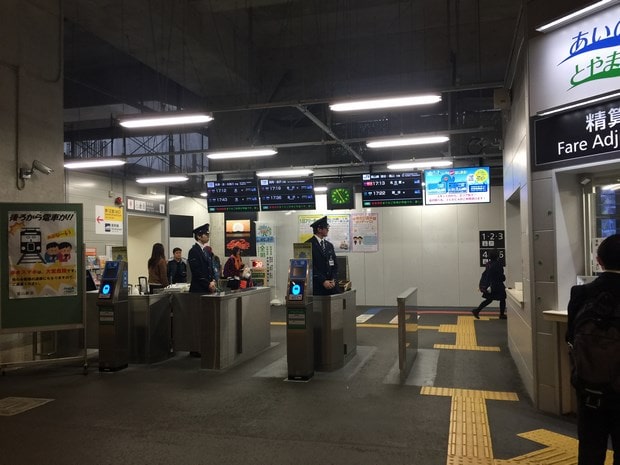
[310,216,329,229]
[192,223,210,235]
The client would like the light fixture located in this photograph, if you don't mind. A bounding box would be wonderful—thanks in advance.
[330,94,442,112]
[256,169,313,177]
[387,159,453,170]
[19,159,54,180]
[367,135,449,148]
[536,0,618,33]
[118,112,213,129]
[200,192,208,197]
[64,159,126,169]
[206,148,277,159]
[601,183,620,191]
[136,175,189,184]
[314,186,328,193]
[537,91,620,116]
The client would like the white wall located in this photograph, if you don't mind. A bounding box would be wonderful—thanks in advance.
[67,172,505,307]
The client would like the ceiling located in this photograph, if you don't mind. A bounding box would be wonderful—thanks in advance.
[61,0,522,195]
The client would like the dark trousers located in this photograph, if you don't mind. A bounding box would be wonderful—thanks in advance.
[475,298,506,314]
[577,391,620,465]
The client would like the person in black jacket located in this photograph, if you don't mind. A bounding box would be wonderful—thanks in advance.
[187,223,216,294]
[305,216,339,295]
[566,233,620,465]
[472,249,506,319]
[167,247,188,284]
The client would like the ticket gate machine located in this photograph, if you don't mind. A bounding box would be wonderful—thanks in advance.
[286,258,314,380]
[97,260,129,371]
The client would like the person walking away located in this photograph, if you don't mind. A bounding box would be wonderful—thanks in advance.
[472,249,506,319]
[305,216,339,295]
[167,247,188,284]
[187,223,216,294]
[147,243,169,293]
[566,233,620,465]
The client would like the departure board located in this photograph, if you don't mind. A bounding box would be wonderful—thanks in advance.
[206,179,260,212]
[361,171,423,207]
[259,177,316,211]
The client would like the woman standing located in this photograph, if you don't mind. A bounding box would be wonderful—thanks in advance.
[223,247,245,289]
[472,249,506,319]
[147,242,169,293]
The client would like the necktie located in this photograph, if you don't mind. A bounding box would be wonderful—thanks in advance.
[320,239,325,252]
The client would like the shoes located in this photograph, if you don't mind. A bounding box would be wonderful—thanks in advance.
[499,314,507,320]
[471,309,480,319]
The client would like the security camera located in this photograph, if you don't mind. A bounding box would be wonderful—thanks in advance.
[32,160,54,175]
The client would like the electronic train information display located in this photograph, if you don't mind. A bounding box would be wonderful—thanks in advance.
[206,179,260,212]
[259,177,316,211]
[424,166,490,205]
[361,171,423,207]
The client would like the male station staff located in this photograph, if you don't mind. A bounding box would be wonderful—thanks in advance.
[188,223,217,294]
[306,216,339,295]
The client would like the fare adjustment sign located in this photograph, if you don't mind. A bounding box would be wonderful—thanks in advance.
[533,98,620,170]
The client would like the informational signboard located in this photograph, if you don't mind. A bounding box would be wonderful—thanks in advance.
[95,205,123,235]
[361,172,423,207]
[424,167,490,205]
[125,195,166,215]
[206,179,260,213]
[1,203,84,330]
[533,98,620,170]
[479,230,505,267]
[259,177,316,211]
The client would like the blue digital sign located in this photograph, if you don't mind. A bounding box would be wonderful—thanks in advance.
[424,166,491,205]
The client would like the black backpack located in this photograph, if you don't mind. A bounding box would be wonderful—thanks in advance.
[569,291,620,394]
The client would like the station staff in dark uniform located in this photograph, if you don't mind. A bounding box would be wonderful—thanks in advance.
[187,223,217,294]
[306,216,339,295]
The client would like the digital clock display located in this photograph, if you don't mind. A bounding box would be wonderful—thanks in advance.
[361,172,423,207]
[206,179,260,212]
[259,177,316,211]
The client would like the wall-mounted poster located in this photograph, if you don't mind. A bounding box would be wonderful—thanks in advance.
[8,210,78,299]
[350,213,379,252]
[224,212,257,256]
[298,214,350,252]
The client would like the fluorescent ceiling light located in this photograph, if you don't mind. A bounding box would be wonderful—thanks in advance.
[536,0,617,33]
[64,159,126,169]
[602,183,620,191]
[200,192,208,197]
[256,169,313,177]
[314,186,328,193]
[538,91,620,116]
[367,135,449,148]
[207,148,277,159]
[119,112,213,128]
[387,159,453,170]
[330,94,441,112]
[136,175,189,184]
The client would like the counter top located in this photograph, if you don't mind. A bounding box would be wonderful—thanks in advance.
[543,309,568,323]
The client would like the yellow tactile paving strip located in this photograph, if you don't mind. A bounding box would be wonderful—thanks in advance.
[422,387,519,465]
[434,315,500,352]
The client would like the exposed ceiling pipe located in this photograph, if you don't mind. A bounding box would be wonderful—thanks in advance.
[295,104,364,162]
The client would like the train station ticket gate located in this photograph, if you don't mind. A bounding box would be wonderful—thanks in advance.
[286,258,314,380]
[97,260,129,371]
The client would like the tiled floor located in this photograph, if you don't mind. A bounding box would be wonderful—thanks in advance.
[0,306,592,465]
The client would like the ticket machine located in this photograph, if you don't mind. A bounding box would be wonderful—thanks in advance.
[286,258,314,380]
[97,260,129,371]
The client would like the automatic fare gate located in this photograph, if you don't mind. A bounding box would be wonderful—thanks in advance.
[97,260,129,371]
[286,258,314,380]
